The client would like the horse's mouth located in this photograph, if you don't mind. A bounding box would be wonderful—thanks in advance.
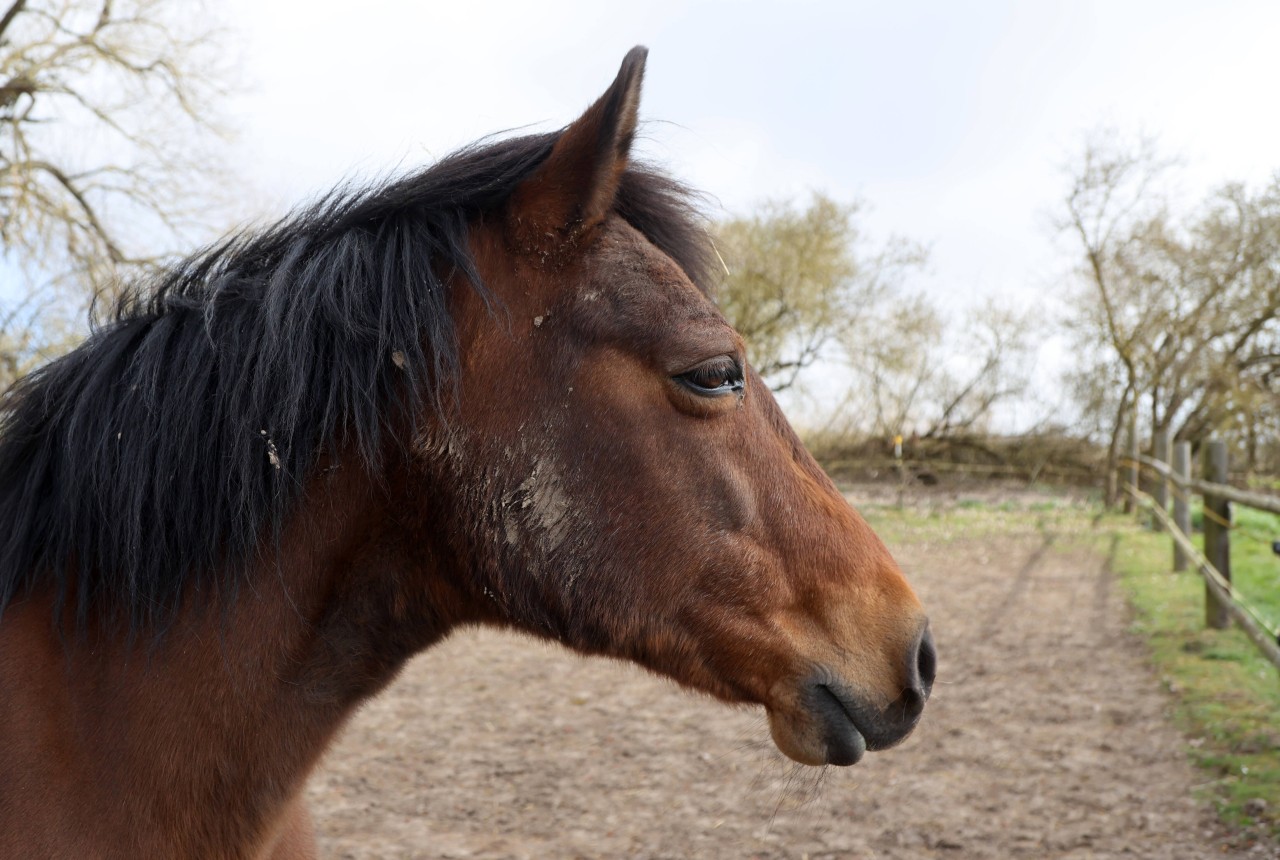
[810,683,870,765]
[766,675,927,767]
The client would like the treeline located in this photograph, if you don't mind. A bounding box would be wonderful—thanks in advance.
[1062,132,1280,502]
[711,134,1280,495]
[2,4,1276,498]
[713,194,1038,442]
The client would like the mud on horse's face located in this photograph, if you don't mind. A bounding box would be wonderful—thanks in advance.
[427,47,934,766]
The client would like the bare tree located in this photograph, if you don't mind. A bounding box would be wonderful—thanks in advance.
[1164,181,1280,447]
[1059,129,1172,505]
[712,193,926,391]
[1061,131,1280,496]
[925,300,1038,439]
[844,294,1036,440]
[857,293,942,437]
[1,0,234,308]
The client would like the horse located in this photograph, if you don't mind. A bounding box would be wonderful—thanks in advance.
[0,47,933,859]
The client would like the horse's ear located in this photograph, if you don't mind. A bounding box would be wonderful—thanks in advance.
[509,46,647,245]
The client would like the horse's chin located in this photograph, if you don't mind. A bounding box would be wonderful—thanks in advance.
[766,696,867,767]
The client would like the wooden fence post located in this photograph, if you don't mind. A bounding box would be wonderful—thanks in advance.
[1203,440,1231,629]
[1151,428,1170,532]
[1172,440,1191,572]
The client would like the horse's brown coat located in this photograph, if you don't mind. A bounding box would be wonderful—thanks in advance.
[0,48,930,859]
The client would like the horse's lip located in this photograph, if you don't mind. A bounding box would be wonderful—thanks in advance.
[816,677,925,754]
[811,683,869,766]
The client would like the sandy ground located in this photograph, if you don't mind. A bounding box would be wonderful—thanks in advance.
[306,490,1273,859]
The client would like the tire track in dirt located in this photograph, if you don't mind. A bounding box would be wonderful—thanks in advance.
[978,531,1055,634]
[307,503,1266,859]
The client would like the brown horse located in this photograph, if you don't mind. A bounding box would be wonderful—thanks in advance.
[0,48,933,859]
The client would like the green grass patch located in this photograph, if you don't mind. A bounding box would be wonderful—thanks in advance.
[1183,500,1280,632]
[856,492,1098,546]
[1228,505,1280,633]
[1106,512,1280,839]
[1247,475,1280,495]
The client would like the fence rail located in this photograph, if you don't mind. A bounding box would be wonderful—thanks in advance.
[1124,483,1280,671]
[1134,454,1280,516]
[1119,436,1280,669]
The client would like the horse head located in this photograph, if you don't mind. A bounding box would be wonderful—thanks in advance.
[419,47,934,767]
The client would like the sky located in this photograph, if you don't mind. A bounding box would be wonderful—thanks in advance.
[12,0,1280,427]
[219,0,1280,248]
[209,0,1280,427]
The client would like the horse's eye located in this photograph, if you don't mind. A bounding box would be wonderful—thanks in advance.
[675,356,745,397]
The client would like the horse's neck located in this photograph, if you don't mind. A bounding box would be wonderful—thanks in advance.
[0,464,459,858]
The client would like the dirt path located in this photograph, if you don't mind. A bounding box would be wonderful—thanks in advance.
[307,498,1267,859]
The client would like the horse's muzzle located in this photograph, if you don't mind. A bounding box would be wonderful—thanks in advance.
[781,623,936,766]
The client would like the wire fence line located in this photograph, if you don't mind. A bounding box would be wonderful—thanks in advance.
[1119,441,1280,671]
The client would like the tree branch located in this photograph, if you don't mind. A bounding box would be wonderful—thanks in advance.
[23,158,127,262]
[0,0,27,43]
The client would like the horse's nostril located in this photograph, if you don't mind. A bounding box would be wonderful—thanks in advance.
[915,624,937,694]
[889,624,936,725]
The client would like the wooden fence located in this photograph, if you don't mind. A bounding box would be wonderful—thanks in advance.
[1121,437,1280,671]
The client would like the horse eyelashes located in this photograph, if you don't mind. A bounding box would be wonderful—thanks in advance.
[677,357,744,396]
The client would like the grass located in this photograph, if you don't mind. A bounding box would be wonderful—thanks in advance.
[1247,474,1280,495]
[855,486,1280,842]
[859,487,1096,545]
[1223,504,1280,632]
[1107,503,1280,839]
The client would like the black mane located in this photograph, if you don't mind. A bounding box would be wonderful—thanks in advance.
[0,129,716,629]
